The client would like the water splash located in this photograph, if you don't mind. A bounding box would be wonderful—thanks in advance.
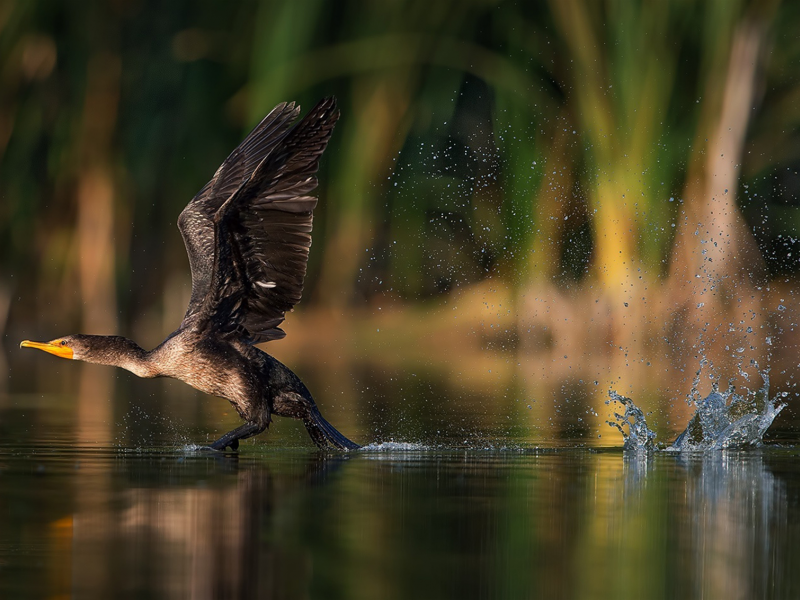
[359,441,429,452]
[668,372,786,451]
[606,392,657,453]
[608,371,787,452]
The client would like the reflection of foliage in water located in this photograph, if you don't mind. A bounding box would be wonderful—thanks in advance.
[675,451,792,599]
[620,449,796,599]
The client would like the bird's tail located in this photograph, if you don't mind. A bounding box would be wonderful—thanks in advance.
[304,407,360,450]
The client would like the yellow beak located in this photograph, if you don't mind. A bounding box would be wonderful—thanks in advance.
[20,339,74,360]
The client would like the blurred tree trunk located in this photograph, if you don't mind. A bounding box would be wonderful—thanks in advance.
[669,18,769,297]
[248,0,326,116]
[527,110,577,282]
[74,52,121,445]
[316,78,413,308]
[548,0,636,290]
[667,8,776,383]
[0,284,9,393]
[75,53,121,334]
[548,0,677,352]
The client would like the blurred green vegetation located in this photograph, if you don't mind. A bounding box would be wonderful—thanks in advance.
[1,0,800,351]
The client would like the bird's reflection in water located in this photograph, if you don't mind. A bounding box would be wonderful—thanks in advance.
[69,451,351,599]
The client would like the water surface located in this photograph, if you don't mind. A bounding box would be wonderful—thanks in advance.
[1,388,799,600]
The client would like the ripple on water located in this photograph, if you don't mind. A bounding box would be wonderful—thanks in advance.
[359,441,430,452]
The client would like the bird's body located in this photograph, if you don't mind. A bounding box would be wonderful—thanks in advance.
[21,98,359,451]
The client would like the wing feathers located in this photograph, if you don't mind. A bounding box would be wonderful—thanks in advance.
[180,98,339,343]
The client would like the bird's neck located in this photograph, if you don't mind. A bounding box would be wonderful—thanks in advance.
[79,335,159,378]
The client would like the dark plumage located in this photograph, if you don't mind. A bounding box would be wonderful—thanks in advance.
[21,98,359,451]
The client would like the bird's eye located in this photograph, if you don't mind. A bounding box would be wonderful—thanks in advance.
[60,340,67,346]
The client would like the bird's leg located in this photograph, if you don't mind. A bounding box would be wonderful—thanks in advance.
[207,422,265,451]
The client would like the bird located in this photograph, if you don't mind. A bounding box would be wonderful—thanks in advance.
[21,97,360,452]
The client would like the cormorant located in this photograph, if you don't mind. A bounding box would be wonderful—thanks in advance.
[21,98,359,451]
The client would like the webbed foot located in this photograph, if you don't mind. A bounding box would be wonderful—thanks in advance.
[201,438,240,452]
[206,422,263,452]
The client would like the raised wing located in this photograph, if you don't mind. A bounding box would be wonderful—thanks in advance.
[184,97,339,343]
[178,101,301,324]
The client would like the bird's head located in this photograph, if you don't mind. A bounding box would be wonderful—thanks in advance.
[20,334,93,361]
[21,334,150,375]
